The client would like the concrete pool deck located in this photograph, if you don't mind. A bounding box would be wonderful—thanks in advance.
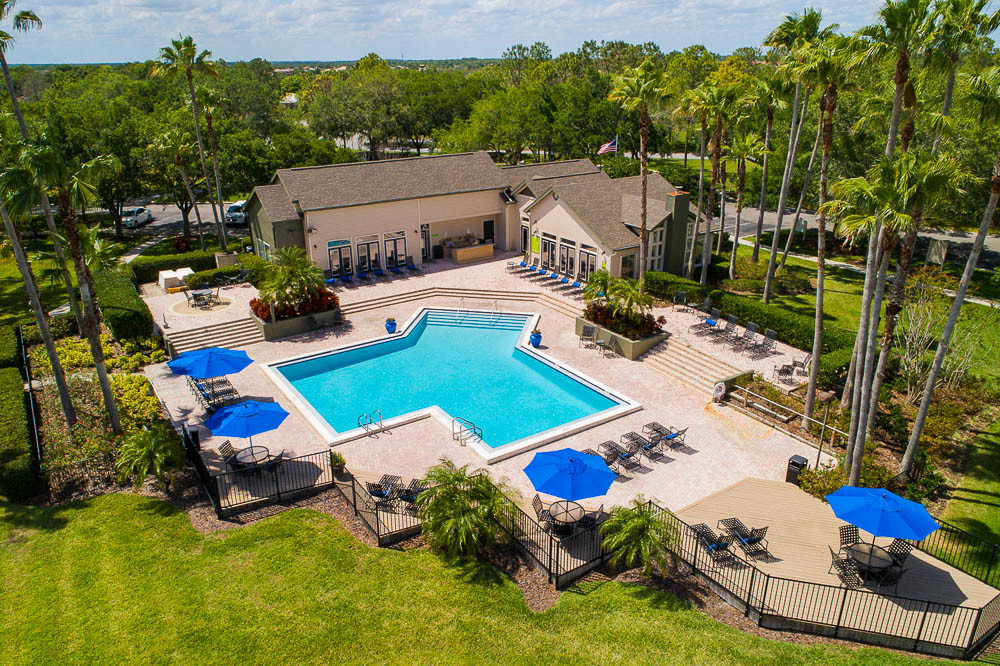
[145,256,828,511]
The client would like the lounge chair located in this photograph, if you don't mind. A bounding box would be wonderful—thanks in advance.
[691,523,735,564]
[730,322,759,352]
[673,290,687,311]
[340,274,353,284]
[527,258,539,273]
[594,333,616,357]
[746,328,777,358]
[695,297,712,313]
[839,525,861,553]
[661,427,688,449]
[711,315,738,341]
[629,432,665,461]
[366,481,396,507]
[688,308,721,335]
[579,325,596,348]
[599,440,640,473]
[390,265,404,276]
[373,268,387,280]
[773,363,795,383]
[793,353,812,376]
[356,271,371,281]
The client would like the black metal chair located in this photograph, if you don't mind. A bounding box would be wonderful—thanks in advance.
[746,328,777,358]
[673,290,687,311]
[661,427,688,449]
[773,363,795,383]
[579,325,596,348]
[711,315,738,342]
[830,549,865,588]
[839,525,861,553]
[730,322,758,351]
[577,504,604,531]
[828,545,850,573]
[532,494,552,527]
[874,565,908,595]
[887,538,913,567]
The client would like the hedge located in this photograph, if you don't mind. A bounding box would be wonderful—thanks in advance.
[94,270,153,340]
[0,326,18,370]
[20,315,77,346]
[713,291,855,353]
[130,248,219,284]
[816,345,856,390]
[183,254,270,290]
[0,367,36,500]
[644,271,713,302]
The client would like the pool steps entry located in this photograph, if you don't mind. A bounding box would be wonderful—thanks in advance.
[423,309,524,331]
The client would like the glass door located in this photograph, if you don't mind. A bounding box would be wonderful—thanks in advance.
[579,251,596,281]
[355,235,380,273]
[540,238,556,270]
[521,225,529,253]
[559,245,575,277]
[420,224,431,260]
[384,230,407,267]
[328,243,352,277]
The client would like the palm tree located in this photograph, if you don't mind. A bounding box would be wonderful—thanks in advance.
[928,0,999,153]
[727,133,766,279]
[856,0,935,157]
[0,142,123,433]
[196,86,229,249]
[900,66,1000,477]
[582,269,613,304]
[743,72,789,263]
[795,37,853,425]
[761,8,838,304]
[676,86,711,280]
[151,130,206,250]
[153,36,227,251]
[609,58,669,290]
[0,3,82,331]
[416,459,512,558]
[608,277,654,321]
[0,204,75,425]
[601,497,679,580]
[699,82,740,284]
[116,423,185,489]
[257,246,324,318]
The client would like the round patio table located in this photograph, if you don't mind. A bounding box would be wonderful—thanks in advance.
[235,445,270,465]
[847,543,894,575]
[549,500,585,526]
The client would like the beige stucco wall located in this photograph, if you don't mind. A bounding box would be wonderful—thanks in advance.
[526,195,631,276]
[303,190,506,269]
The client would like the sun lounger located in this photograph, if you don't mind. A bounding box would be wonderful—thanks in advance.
[689,308,721,335]
[673,290,687,311]
[745,328,777,358]
[711,315,738,341]
[730,322,758,351]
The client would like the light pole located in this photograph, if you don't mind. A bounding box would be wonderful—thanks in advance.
[815,390,836,467]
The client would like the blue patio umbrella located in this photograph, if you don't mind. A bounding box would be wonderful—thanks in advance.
[167,347,253,379]
[203,400,289,446]
[523,448,616,502]
[825,486,939,542]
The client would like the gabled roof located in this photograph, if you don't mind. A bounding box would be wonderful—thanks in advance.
[272,151,508,211]
[250,183,299,224]
[523,171,676,251]
[500,158,603,188]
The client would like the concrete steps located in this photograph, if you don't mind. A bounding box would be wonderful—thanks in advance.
[166,317,264,354]
[339,286,582,320]
[639,337,741,396]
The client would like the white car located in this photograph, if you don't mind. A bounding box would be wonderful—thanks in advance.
[122,207,152,228]
[225,200,248,226]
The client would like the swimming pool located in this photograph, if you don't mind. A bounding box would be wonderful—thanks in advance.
[265,308,639,462]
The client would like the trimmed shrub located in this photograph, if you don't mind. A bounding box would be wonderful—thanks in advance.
[644,271,713,302]
[94,270,153,340]
[816,345,855,389]
[130,249,219,284]
[0,367,36,500]
[183,253,271,290]
[0,326,18,370]
[20,315,77,346]
[714,291,855,353]
[111,374,162,435]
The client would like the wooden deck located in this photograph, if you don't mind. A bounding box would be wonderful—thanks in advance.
[676,478,1000,654]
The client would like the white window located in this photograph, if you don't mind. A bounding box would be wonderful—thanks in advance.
[259,240,271,262]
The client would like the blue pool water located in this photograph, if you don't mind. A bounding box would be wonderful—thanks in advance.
[276,310,619,447]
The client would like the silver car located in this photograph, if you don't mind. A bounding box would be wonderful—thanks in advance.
[122,207,152,228]
[225,200,247,226]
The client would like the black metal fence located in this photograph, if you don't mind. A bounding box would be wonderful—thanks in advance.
[347,477,425,546]
[916,518,1000,589]
[16,325,43,468]
[46,453,118,503]
[180,427,335,518]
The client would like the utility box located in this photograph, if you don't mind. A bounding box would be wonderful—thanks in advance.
[786,455,808,485]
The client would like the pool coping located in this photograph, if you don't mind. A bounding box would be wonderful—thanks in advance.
[260,306,641,464]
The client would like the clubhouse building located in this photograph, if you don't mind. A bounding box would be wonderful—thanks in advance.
[246,151,694,280]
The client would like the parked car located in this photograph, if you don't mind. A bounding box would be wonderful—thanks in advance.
[225,200,247,226]
[122,207,152,228]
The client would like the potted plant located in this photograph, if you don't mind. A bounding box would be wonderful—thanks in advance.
[329,450,346,476]
[385,317,397,334]
[529,327,542,348]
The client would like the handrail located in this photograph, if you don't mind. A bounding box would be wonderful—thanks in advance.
[457,297,467,322]
[727,384,847,452]
[490,299,501,325]
[451,416,482,445]
[358,409,384,436]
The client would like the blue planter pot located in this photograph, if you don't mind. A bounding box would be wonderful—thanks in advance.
[529,332,542,348]
[385,321,397,334]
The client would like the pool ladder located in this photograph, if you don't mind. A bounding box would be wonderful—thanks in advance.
[490,299,501,325]
[451,416,483,446]
[457,297,468,323]
[358,409,384,436]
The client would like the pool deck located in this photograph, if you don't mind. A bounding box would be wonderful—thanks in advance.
[145,254,827,512]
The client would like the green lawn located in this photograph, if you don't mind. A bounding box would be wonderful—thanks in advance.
[0,494,930,665]
[0,238,80,327]
[940,420,1000,543]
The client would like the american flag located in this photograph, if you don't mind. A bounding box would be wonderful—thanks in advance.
[597,137,617,155]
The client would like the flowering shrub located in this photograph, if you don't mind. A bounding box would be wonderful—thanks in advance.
[584,301,661,340]
[250,288,340,321]
[111,374,162,434]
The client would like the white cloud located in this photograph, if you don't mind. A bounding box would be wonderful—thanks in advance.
[7,0,890,64]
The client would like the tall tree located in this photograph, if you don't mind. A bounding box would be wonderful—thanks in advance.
[609,58,670,288]
[1,142,123,433]
[901,66,1000,476]
[0,0,83,331]
[743,72,788,262]
[727,132,766,279]
[196,86,228,249]
[151,129,206,251]
[761,7,837,304]
[698,83,740,284]
[676,86,711,280]
[153,36,227,251]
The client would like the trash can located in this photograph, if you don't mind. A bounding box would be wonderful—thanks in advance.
[786,455,808,485]
[432,244,444,260]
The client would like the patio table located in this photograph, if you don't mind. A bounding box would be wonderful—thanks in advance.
[848,543,894,576]
[549,500,585,526]
[235,445,270,465]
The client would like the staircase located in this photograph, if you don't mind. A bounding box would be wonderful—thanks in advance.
[165,318,264,355]
[639,337,741,397]
[339,286,581,319]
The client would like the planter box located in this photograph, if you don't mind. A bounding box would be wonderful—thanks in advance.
[252,308,343,341]
[215,251,239,268]
[575,317,668,361]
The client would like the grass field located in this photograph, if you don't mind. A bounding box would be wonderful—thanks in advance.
[940,420,1000,543]
[0,494,930,665]
[0,238,79,327]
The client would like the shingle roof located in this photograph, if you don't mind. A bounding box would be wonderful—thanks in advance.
[526,171,676,251]
[251,183,299,223]
[273,151,508,211]
[501,158,603,187]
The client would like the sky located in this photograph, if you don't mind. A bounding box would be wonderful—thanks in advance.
[7,0,887,64]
